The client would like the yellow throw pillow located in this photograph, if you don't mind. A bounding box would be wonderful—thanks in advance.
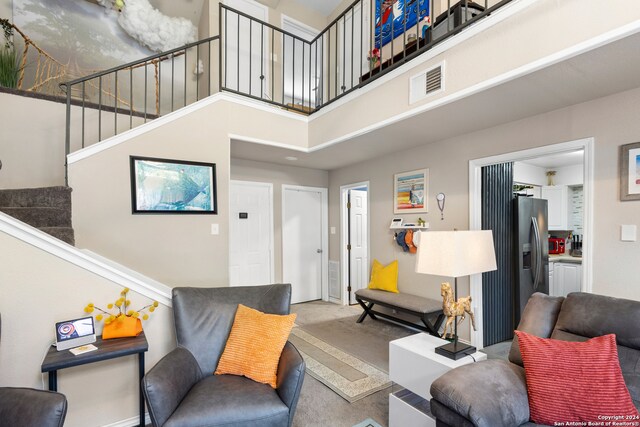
[367,259,399,293]
[215,304,296,388]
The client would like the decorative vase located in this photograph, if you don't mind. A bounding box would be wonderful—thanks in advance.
[102,317,143,339]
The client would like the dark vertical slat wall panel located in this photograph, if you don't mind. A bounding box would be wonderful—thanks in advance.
[481,162,514,346]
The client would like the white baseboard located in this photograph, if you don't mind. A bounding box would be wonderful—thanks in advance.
[101,413,151,427]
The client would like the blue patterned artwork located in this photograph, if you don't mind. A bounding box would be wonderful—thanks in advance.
[375,0,429,48]
[130,156,217,214]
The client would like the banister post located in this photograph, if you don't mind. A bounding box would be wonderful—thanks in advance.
[63,83,71,187]
[219,3,223,94]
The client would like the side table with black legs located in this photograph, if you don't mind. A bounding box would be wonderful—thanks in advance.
[41,333,149,427]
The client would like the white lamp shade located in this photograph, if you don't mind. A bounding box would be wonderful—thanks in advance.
[415,230,497,278]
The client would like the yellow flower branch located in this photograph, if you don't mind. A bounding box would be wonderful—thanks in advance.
[84,288,159,325]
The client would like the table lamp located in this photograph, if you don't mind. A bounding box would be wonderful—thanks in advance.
[415,230,497,360]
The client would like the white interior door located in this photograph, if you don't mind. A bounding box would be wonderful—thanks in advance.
[349,189,368,297]
[229,181,273,286]
[223,0,269,98]
[283,186,324,303]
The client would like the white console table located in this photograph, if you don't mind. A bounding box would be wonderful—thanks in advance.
[389,333,487,427]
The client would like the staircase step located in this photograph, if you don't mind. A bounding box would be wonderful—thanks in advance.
[39,227,75,246]
[0,186,72,209]
[0,207,71,228]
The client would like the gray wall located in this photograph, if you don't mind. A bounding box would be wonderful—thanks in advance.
[69,98,308,288]
[0,0,11,22]
[328,86,640,332]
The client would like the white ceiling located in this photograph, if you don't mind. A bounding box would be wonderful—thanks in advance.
[520,151,584,168]
[231,30,640,170]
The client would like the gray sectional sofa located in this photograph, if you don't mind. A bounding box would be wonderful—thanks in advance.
[429,292,640,426]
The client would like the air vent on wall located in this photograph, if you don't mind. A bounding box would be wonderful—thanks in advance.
[425,65,442,94]
[329,260,340,300]
[409,61,445,104]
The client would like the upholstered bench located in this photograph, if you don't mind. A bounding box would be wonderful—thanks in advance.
[354,288,445,337]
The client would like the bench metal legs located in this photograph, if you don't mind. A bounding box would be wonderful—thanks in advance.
[356,300,377,323]
[428,313,446,337]
[355,297,444,338]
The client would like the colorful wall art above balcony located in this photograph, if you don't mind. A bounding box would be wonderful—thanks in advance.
[375,0,429,48]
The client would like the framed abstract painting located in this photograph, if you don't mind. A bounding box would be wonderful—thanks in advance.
[394,168,428,214]
[375,0,430,49]
[130,156,217,214]
[620,142,640,201]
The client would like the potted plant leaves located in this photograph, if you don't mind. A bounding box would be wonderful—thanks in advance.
[0,18,20,89]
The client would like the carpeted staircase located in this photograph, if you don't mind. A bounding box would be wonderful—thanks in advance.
[0,186,75,245]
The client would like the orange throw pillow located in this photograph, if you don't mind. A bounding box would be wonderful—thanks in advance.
[215,304,296,388]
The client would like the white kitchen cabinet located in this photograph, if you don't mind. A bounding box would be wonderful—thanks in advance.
[541,185,569,231]
[548,261,555,296]
[554,262,582,296]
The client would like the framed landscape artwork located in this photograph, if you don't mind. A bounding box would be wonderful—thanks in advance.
[130,156,217,214]
[394,168,428,214]
[620,142,640,201]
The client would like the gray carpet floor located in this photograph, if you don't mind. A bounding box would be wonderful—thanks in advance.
[290,301,416,427]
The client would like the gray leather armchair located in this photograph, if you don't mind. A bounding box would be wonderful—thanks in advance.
[0,387,68,427]
[142,284,306,427]
[0,314,68,427]
[430,292,640,426]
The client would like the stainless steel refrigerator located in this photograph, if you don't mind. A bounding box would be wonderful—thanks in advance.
[514,197,549,326]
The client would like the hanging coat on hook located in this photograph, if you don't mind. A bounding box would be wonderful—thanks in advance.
[412,230,421,247]
[395,230,409,252]
[405,229,417,254]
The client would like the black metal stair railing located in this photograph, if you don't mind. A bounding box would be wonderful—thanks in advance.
[60,36,219,183]
[60,0,515,183]
[219,4,323,114]
[220,0,513,114]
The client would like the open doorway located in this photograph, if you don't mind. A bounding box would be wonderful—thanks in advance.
[281,15,321,108]
[340,181,370,305]
[469,138,594,350]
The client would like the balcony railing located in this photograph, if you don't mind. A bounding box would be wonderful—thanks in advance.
[220,0,512,113]
[60,36,220,179]
[60,0,512,183]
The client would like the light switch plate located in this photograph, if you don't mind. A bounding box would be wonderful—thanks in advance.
[621,224,637,242]
[211,224,219,235]
[330,227,336,235]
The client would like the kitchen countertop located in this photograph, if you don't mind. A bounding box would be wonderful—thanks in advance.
[549,254,582,264]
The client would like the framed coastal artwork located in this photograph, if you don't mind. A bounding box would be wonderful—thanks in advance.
[394,168,428,214]
[130,156,217,214]
[620,142,640,201]
[375,0,430,48]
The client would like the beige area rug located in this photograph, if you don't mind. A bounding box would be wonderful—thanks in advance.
[289,326,392,403]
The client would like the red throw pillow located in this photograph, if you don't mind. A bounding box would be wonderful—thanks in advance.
[515,331,639,425]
